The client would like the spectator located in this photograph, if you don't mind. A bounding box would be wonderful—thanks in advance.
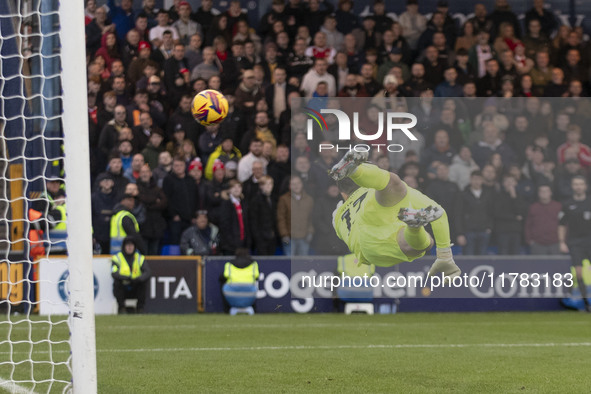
[149,9,179,47]
[455,170,494,255]
[199,124,223,165]
[108,0,135,41]
[522,18,550,60]
[267,144,291,198]
[86,6,115,56]
[311,184,349,255]
[530,51,552,96]
[398,0,427,51]
[152,151,173,188]
[481,164,499,194]
[184,34,203,71]
[421,129,456,168]
[477,59,501,97]
[468,3,493,34]
[124,183,147,229]
[320,14,344,51]
[205,136,242,180]
[301,58,337,97]
[124,153,145,183]
[166,94,200,147]
[505,115,534,163]
[111,237,150,314]
[237,139,268,182]
[471,123,515,169]
[556,125,591,168]
[172,1,202,46]
[525,184,561,255]
[455,21,477,53]
[140,130,165,170]
[96,155,130,200]
[468,30,495,78]
[249,176,277,255]
[422,46,446,87]
[163,43,191,107]
[494,174,526,254]
[219,180,249,255]
[234,69,265,116]
[334,0,359,35]
[180,211,219,255]
[425,163,459,236]
[127,41,153,85]
[435,67,463,97]
[150,30,175,67]
[91,173,117,253]
[277,175,314,256]
[543,68,568,97]
[489,0,520,40]
[524,0,557,37]
[162,156,196,245]
[241,111,277,155]
[136,164,168,255]
[555,158,585,201]
[190,46,220,82]
[287,38,315,80]
[119,28,141,69]
[265,66,296,126]
[400,63,432,97]
[109,193,142,254]
[242,160,266,202]
[133,12,150,42]
[193,0,215,42]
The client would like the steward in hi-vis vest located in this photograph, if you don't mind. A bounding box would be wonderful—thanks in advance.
[111,237,150,314]
[110,193,141,254]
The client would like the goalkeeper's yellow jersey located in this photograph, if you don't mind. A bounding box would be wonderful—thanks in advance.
[332,184,440,266]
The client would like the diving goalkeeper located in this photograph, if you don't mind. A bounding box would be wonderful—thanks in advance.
[329,150,461,278]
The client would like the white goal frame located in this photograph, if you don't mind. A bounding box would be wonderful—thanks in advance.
[59,1,97,393]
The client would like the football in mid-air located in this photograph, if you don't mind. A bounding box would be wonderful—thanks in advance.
[191,89,229,126]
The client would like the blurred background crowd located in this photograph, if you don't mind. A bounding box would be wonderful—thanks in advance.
[78,0,591,256]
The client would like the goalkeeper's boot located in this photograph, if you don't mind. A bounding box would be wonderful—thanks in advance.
[328,150,369,181]
[398,205,443,228]
[428,246,462,279]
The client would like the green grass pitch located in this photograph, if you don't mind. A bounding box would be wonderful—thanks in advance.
[1,312,590,393]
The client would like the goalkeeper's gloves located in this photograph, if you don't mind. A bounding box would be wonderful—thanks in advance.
[429,246,461,279]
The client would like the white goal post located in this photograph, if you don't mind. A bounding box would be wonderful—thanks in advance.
[59,0,98,392]
[0,0,97,392]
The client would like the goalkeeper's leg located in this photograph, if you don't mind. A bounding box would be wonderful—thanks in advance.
[329,151,407,207]
[398,207,461,278]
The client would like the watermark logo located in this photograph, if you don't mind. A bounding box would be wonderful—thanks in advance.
[304,108,419,152]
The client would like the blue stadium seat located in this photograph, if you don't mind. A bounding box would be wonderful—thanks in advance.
[160,245,181,256]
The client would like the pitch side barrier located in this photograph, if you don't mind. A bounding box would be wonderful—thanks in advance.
[27,256,589,314]
[203,256,588,313]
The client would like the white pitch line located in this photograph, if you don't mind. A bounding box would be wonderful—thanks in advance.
[1,342,590,355]
[4,321,583,331]
[0,377,37,394]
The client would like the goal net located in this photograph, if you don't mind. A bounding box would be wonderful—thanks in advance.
[0,1,96,393]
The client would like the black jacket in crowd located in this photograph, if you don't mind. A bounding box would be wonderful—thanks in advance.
[455,187,494,236]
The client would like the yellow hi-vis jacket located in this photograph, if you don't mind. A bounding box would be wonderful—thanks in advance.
[112,252,145,280]
[223,261,259,284]
[109,210,139,254]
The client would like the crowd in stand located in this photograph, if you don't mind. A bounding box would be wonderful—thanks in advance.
[83,0,591,256]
